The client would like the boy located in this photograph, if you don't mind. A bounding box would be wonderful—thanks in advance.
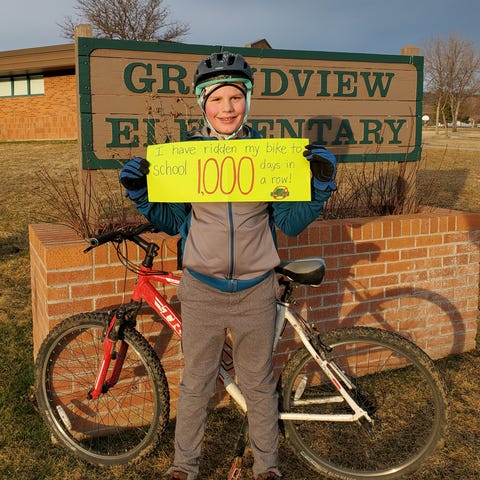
[120,51,337,480]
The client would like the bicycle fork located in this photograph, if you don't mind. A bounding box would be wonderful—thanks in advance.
[87,306,133,400]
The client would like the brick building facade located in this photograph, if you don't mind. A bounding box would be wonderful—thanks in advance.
[0,44,77,141]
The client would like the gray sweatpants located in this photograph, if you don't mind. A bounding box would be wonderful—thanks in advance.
[172,269,281,479]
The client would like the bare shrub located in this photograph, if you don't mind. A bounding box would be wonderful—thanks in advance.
[323,157,440,220]
[35,168,144,239]
[34,95,195,239]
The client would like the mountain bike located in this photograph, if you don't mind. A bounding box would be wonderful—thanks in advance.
[34,223,448,480]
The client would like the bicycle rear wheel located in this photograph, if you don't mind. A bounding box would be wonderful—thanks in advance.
[280,326,448,480]
[34,311,169,466]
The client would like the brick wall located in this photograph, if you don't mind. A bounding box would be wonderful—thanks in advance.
[0,73,77,141]
[29,208,480,414]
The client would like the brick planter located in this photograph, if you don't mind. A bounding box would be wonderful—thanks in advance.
[29,208,480,414]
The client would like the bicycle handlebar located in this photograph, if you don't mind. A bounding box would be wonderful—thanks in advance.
[84,223,159,253]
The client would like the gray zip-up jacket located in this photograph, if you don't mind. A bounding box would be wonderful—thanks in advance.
[134,126,333,292]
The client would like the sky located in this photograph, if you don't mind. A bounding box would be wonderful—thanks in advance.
[1,0,479,55]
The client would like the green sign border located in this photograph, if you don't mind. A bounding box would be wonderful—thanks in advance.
[77,37,423,170]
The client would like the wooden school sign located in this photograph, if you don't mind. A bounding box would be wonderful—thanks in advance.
[77,37,423,171]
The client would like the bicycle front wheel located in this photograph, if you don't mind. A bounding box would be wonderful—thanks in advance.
[34,311,170,466]
[280,326,448,480]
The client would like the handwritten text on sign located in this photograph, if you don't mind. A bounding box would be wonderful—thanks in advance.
[146,138,311,202]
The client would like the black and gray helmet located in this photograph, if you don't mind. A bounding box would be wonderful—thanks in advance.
[193,51,254,96]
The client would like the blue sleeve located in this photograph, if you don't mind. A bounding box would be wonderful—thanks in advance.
[271,186,332,237]
[134,194,190,236]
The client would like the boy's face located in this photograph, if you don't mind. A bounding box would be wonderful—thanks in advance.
[204,84,246,137]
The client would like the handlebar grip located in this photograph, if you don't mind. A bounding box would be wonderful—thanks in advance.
[83,223,158,253]
[84,231,122,253]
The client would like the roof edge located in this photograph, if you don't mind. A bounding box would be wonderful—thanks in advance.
[0,43,75,76]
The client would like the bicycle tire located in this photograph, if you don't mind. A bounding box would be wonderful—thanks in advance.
[34,311,170,466]
[280,326,448,480]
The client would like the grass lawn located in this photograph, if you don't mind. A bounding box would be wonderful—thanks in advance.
[0,130,478,479]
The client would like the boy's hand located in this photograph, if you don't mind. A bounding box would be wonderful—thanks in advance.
[303,144,337,191]
[119,157,150,200]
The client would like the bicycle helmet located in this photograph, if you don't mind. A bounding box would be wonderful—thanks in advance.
[193,51,254,95]
[193,51,254,139]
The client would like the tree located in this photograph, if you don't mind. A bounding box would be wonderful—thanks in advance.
[58,0,189,42]
[463,95,480,126]
[423,34,480,133]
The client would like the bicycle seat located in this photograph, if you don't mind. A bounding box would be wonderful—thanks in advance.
[275,257,326,286]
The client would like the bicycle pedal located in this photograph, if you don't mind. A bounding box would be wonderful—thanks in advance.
[227,457,242,480]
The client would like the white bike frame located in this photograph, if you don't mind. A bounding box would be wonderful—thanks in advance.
[219,301,372,424]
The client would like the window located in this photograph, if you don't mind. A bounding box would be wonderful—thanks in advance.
[0,74,44,97]
[30,75,45,95]
[14,76,28,96]
[0,77,12,96]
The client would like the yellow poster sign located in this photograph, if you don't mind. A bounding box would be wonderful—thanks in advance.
[146,138,311,202]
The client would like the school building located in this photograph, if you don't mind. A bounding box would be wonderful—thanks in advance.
[0,43,77,141]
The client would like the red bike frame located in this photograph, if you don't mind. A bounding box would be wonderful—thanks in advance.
[132,266,183,335]
[88,265,182,400]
